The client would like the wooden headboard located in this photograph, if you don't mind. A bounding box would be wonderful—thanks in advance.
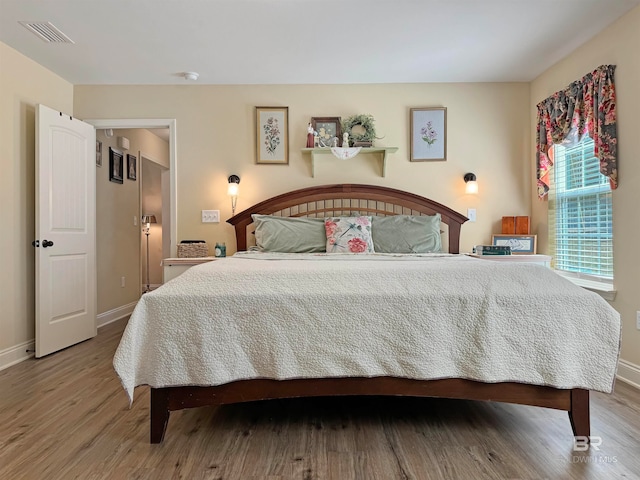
[227,184,468,253]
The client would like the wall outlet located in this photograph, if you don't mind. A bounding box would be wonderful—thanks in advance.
[202,210,220,223]
[637,311,640,330]
[467,208,477,222]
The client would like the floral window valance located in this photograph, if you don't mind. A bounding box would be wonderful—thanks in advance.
[536,64,617,199]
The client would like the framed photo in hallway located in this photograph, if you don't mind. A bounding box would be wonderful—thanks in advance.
[127,154,137,180]
[96,140,102,167]
[109,147,123,184]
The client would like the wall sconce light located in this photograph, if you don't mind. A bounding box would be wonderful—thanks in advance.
[464,173,478,194]
[228,175,240,215]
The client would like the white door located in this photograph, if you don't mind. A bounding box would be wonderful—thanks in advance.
[35,104,96,357]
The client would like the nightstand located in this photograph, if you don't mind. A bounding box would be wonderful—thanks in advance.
[162,257,216,283]
[469,254,552,268]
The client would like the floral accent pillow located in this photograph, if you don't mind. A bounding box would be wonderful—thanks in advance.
[325,216,374,253]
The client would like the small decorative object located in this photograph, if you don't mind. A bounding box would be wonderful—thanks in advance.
[306,123,315,148]
[256,106,289,164]
[410,107,447,161]
[332,137,338,147]
[330,146,362,160]
[342,132,349,148]
[214,242,227,258]
[127,154,137,180]
[342,114,377,147]
[491,234,537,254]
[177,240,208,258]
[109,147,123,184]
[311,117,341,148]
[501,216,530,234]
[96,140,102,167]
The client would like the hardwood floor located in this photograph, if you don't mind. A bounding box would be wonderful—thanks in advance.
[1,318,639,480]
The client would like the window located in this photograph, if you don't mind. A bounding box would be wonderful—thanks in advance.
[549,137,613,281]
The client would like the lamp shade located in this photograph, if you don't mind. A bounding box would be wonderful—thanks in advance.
[227,175,240,196]
[141,214,157,225]
[463,173,478,194]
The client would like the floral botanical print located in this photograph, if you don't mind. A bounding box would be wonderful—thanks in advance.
[325,216,374,253]
[421,121,437,146]
[263,117,281,155]
[536,65,617,199]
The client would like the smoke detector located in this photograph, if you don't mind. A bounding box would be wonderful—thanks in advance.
[183,72,199,81]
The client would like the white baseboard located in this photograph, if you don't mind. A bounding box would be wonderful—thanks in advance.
[97,301,138,328]
[616,359,640,390]
[0,339,35,372]
[0,301,138,372]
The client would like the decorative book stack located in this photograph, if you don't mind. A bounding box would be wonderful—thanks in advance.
[473,245,512,255]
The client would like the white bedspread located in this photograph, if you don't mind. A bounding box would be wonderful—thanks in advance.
[113,253,621,402]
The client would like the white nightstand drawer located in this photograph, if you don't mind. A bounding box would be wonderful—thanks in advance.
[162,257,216,283]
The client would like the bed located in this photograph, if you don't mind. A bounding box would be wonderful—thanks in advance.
[113,184,620,444]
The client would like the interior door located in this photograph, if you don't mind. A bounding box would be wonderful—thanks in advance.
[35,104,97,357]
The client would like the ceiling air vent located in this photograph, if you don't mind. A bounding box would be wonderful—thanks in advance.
[19,21,75,43]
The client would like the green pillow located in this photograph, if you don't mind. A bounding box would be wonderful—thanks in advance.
[252,214,326,253]
[372,214,442,253]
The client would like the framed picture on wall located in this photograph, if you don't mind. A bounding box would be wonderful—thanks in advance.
[127,154,137,180]
[410,107,447,161]
[109,147,124,184]
[256,106,289,164]
[491,234,537,254]
[311,116,341,148]
[96,140,102,167]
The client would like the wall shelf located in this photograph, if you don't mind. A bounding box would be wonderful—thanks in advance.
[301,147,399,177]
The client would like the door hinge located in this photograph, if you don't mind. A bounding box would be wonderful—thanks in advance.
[32,240,39,247]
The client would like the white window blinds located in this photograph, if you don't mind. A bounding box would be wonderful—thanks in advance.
[549,137,613,280]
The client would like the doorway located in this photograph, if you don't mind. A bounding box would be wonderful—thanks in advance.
[86,118,177,322]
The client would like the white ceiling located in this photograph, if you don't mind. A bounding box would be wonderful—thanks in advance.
[1,0,638,85]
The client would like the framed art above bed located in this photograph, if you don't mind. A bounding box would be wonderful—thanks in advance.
[410,107,447,162]
[256,106,289,164]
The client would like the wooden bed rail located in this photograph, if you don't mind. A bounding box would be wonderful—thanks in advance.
[150,379,589,444]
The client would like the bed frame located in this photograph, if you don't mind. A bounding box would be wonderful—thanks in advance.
[149,184,589,443]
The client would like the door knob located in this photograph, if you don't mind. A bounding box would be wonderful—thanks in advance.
[32,240,40,247]
[42,240,54,248]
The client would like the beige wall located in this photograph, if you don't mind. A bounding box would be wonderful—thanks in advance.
[0,42,74,353]
[530,5,640,365]
[74,83,531,256]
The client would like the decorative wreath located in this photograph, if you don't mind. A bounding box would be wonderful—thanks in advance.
[341,114,377,145]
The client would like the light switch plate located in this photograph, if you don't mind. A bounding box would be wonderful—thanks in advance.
[467,208,477,222]
[202,210,220,223]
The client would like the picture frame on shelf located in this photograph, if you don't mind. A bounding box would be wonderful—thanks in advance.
[491,234,537,254]
[311,117,341,148]
[96,140,102,167]
[127,154,137,180]
[256,106,289,164]
[109,147,124,184]
[410,107,447,161]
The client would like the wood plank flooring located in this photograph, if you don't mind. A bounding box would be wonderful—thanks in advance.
[1,318,639,480]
